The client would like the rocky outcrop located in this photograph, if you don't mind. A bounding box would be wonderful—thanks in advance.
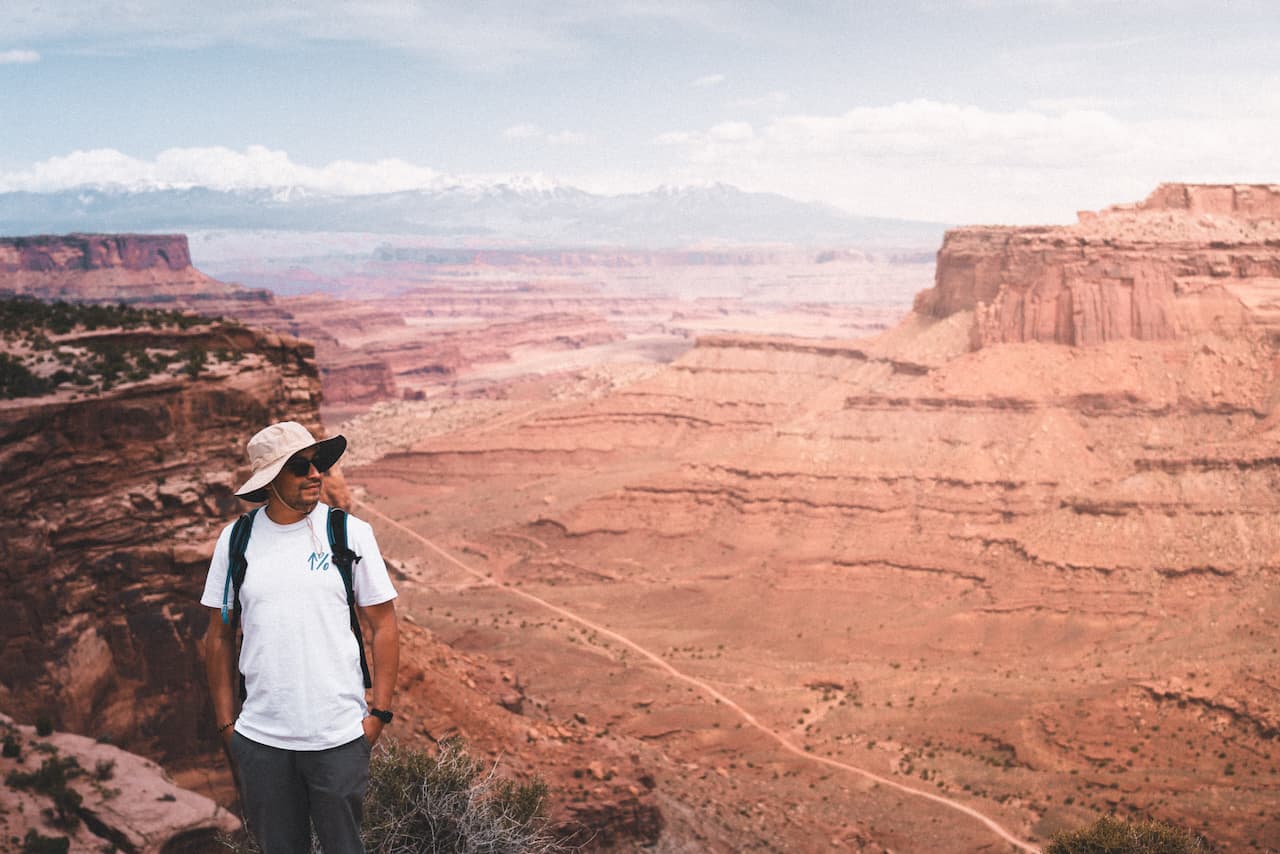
[320,353,398,406]
[915,183,1280,347]
[0,233,270,307]
[0,319,340,766]
[1,713,239,852]
[1,233,195,275]
[1127,182,1280,218]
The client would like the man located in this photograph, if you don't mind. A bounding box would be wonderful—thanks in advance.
[202,421,399,854]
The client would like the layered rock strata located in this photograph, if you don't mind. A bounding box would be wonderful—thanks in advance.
[916,183,1280,347]
[0,234,268,308]
[0,320,337,765]
[351,186,1280,851]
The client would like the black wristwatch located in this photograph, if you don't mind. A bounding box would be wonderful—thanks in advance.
[368,708,393,724]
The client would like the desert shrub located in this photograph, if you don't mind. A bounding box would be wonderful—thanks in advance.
[6,755,85,830]
[362,738,559,854]
[21,829,70,854]
[0,353,52,399]
[183,345,207,379]
[0,296,201,337]
[34,716,54,737]
[2,733,22,758]
[1045,815,1209,854]
[93,343,129,390]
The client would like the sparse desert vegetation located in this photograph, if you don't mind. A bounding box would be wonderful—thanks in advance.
[0,296,242,398]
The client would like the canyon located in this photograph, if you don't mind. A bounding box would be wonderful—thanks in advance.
[344,184,1280,851]
[0,302,663,849]
[3,183,1279,851]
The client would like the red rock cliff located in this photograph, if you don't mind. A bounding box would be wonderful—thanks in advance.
[0,233,194,273]
[915,183,1280,347]
[0,233,271,307]
[0,321,339,765]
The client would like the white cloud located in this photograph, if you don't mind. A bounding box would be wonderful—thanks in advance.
[734,90,789,110]
[707,121,754,142]
[502,124,589,145]
[503,123,544,140]
[653,131,696,145]
[692,73,725,88]
[546,130,589,145]
[0,49,40,64]
[0,146,448,194]
[649,98,1280,222]
[1027,96,1116,114]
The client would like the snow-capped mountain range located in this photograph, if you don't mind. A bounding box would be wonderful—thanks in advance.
[0,182,947,248]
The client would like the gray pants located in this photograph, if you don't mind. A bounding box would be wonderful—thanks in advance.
[230,732,371,854]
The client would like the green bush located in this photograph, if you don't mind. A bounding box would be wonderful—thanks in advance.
[21,829,70,854]
[0,353,52,399]
[1046,815,1209,854]
[0,296,201,336]
[6,755,85,830]
[183,345,207,379]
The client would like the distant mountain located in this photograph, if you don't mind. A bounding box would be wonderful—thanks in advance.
[0,183,947,248]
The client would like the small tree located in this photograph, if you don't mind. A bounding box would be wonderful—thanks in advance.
[0,354,52,399]
[184,344,207,379]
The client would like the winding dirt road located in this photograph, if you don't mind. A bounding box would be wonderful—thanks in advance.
[358,498,1040,853]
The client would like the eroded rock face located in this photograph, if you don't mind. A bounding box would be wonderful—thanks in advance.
[915,183,1280,347]
[0,713,239,852]
[0,321,338,765]
[0,234,272,308]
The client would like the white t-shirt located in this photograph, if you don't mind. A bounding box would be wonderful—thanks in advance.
[201,502,397,750]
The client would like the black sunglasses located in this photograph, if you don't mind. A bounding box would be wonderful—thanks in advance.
[282,454,331,477]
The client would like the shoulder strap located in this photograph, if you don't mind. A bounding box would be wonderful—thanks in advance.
[328,507,372,690]
[222,508,259,625]
[223,507,259,702]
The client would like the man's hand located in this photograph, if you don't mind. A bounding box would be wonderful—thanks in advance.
[362,715,384,746]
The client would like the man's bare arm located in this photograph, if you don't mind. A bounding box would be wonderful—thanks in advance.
[358,599,399,745]
[203,609,239,747]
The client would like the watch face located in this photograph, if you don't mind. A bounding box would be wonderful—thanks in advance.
[371,709,393,723]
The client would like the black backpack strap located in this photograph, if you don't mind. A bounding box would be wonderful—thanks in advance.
[328,507,372,690]
[226,508,259,620]
[224,507,259,701]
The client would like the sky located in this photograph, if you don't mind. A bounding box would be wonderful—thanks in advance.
[0,0,1277,224]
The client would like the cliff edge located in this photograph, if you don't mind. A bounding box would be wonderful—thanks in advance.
[915,183,1280,347]
[0,233,271,307]
[0,306,340,766]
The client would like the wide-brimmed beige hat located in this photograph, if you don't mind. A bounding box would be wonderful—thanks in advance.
[235,421,347,503]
